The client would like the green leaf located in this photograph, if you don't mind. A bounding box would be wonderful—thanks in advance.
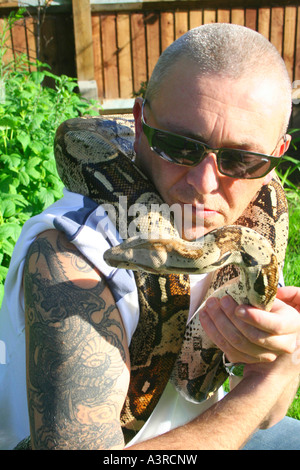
[26,167,41,180]
[25,157,42,179]
[1,239,15,258]
[16,132,30,152]
[0,153,21,169]
[0,174,19,193]
[43,70,62,81]
[0,266,8,278]
[0,192,28,208]
[0,116,19,129]
[29,113,45,131]
[30,71,45,85]
[42,159,58,175]
[0,223,21,242]
[1,200,16,218]
[28,140,44,155]
[18,169,30,186]
[18,90,33,101]
[35,187,55,209]
[26,156,42,168]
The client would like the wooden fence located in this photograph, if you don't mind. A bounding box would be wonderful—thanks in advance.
[0,0,299,108]
[90,2,300,102]
[0,3,76,82]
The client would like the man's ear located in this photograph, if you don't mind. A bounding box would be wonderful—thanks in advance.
[262,134,291,186]
[278,134,291,157]
[133,97,143,154]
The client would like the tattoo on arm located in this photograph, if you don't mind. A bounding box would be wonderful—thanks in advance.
[24,232,129,450]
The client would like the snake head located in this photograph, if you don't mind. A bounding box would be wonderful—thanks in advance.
[103,236,209,274]
[103,236,170,273]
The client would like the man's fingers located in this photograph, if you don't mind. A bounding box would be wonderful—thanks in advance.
[277,286,300,312]
[234,299,300,335]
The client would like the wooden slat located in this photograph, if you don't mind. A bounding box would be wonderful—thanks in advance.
[72,0,94,81]
[189,10,202,29]
[131,12,147,93]
[270,7,284,55]
[0,1,18,7]
[175,10,188,39]
[295,6,300,81]
[92,14,104,98]
[25,16,37,65]
[217,9,230,23]
[203,9,216,24]
[40,16,57,74]
[145,12,160,78]
[39,14,77,80]
[117,13,132,98]
[101,14,119,99]
[245,8,257,30]
[11,18,28,58]
[258,7,270,39]
[91,1,300,14]
[283,6,297,82]
[54,14,77,79]
[231,9,245,25]
[160,11,174,51]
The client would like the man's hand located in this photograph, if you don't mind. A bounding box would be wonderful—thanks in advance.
[198,286,300,364]
[277,286,300,313]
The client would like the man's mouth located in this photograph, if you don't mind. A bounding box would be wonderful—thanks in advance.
[190,202,220,218]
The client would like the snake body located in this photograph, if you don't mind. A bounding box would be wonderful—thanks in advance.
[104,225,278,308]
[104,225,278,402]
[54,115,289,438]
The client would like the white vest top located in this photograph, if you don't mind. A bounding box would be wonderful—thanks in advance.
[0,189,223,449]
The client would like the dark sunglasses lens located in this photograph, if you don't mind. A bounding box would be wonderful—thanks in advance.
[152,130,205,165]
[219,150,272,178]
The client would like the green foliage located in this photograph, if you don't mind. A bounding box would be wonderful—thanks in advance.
[0,10,99,305]
[0,8,27,80]
[132,80,148,98]
[277,128,300,191]
[282,184,299,425]
[287,388,300,420]
[283,196,300,287]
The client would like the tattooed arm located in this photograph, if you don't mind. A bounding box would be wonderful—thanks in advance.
[23,229,130,450]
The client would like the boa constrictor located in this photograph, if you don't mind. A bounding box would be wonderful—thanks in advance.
[54,114,288,441]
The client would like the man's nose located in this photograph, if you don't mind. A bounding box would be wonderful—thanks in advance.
[185,153,220,194]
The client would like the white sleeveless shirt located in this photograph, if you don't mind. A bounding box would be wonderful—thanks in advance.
[0,189,223,449]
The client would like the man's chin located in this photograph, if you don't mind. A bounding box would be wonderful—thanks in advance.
[176,217,223,241]
[177,225,209,241]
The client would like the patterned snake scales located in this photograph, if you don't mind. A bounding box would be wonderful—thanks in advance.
[54,115,289,438]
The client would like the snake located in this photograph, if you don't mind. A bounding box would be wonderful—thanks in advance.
[53,114,289,441]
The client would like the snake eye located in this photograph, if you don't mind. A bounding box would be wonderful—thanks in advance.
[241,251,258,267]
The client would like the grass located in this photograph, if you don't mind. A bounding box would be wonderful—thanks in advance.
[222,182,300,421]
[283,197,300,287]
[284,193,300,420]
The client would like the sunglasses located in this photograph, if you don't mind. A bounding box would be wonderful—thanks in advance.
[141,101,284,179]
